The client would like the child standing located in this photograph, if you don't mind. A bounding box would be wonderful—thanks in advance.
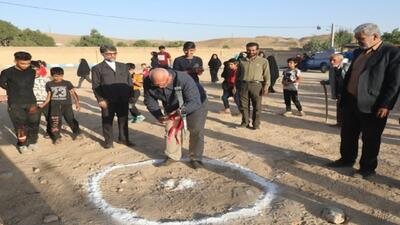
[39,67,82,144]
[282,58,304,116]
[31,60,52,137]
[141,63,150,78]
[127,63,146,123]
[220,58,240,114]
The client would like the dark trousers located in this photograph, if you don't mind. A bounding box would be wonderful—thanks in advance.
[38,103,52,137]
[101,100,129,145]
[283,89,302,111]
[129,90,142,117]
[77,75,92,88]
[50,104,80,140]
[8,104,40,146]
[210,68,219,82]
[240,82,262,127]
[340,94,387,172]
[336,95,343,124]
[221,84,240,109]
[187,100,208,160]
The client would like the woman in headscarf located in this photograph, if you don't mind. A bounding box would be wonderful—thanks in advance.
[267,55,279,93]
[208,54,222,83]
[76,58,91,88]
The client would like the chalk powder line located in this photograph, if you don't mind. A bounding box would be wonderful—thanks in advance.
[87,159,277,225]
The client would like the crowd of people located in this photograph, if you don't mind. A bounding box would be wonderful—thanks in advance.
[0,23,399,177]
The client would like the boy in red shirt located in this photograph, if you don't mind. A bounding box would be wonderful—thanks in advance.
[157,45,171,68]
[220,58,240,114]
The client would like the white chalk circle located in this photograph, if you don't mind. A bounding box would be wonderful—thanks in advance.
[87,158,277,225]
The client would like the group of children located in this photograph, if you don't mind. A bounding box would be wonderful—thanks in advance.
[219,57,304,117]
[0,51,148,153]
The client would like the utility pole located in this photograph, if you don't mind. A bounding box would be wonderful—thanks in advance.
[330,23,335,49]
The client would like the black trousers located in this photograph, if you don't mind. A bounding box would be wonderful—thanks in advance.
[38,103,51,136]
[50,104,80,140]
[240,81,263,127]
[336,95,343,124]
[187,100,208,160]
[283,89,302,111]
[221,84,240,109]
[339,94,387,172]
[8,104,40,146]
[77,75,92,88]
[129,90,141,117]
[101,100,129,145]
[210,68,219,82]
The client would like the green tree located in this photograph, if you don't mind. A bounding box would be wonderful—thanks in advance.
[74,29,114,46]
[382,28,400,45]
[116,41,128,47]
[132,40,153,47]
[166,41,184,47]
[0,20,20,46]
[334,29,353,50]
[303,38,331,52]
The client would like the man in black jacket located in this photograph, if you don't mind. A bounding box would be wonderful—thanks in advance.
[327,23,400,178]
[92,45,134,149]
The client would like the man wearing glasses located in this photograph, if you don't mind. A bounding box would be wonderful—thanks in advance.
[92,45,134,149]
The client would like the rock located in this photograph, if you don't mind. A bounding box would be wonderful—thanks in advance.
[38,177,48,184]
[0,171,13,179]
[33,167,40,173]
[120,179,127,184]
[321,207,346,224]
[116,188,123,192]
[43,214,59,223]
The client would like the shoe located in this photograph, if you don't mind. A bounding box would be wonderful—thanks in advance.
[153,157,175,167]
[135,115,146,123]
[219,109,230,114]
[239,123,249,128]
[72,133,83,141]
[252,125,260,130]
[53,139,62,145]
[17,146,30,154]
[282,111,291,117]
[326,159,354,168]
[117,140,135,147]
[28,143,39,151]
[104,142,114,149]
[188,160,204,169]
[329,123,341,128]
[297,111,305,116]
[352,170,376,179]
[268,88,276,93]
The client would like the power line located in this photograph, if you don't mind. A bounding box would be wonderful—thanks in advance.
[0,1,329,29]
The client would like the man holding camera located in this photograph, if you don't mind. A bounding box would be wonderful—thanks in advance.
[143,68,208,169]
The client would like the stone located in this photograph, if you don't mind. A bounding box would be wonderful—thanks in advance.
[43,214,59,223]
[321,207,346,224]
[120,179,127,184]
[116,188,123,192]
[33,167,40,173]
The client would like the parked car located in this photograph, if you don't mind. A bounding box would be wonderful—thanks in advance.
[302,49,336,73]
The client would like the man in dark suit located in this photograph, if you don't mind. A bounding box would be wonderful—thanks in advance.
[92,45,134,149]
[327,23,400,178]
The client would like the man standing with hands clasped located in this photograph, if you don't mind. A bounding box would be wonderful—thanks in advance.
[92,45,134,149]
[327,23,400,179]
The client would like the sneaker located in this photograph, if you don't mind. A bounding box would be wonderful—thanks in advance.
[238,122,249,128]
[17,146,30,154]
[282,111,291,117]
[187,160,204,170]
[135,115,146,123]
[153,157,175,167]
[53,139,62,145]
[28,144,39,151]
[297,111,306,116]
[219,108,231,114]
[72,133,84,141]
[130,116,137,123]
[326,159,354,168]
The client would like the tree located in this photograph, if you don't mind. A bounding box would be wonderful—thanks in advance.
[303,38,331,52]
[165,41,184,47]
[132,40,153,47]
[334,29,353,50]
[74,29,114,46]
[116,41,128,47]
[382,28,400,45]
[0,20,20,46]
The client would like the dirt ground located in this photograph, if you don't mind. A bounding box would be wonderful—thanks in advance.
[0,66,399,225]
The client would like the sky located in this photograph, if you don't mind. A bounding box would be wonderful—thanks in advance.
[0,0,399,41]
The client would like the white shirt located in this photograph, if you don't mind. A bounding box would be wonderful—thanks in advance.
[105,60,116,72]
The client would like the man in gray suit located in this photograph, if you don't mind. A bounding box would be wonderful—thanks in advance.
[92,45,134,149]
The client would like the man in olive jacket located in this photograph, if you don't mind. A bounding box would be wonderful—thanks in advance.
[327,23,400,179]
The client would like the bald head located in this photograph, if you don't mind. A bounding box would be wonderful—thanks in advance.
[150,68,172,88]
